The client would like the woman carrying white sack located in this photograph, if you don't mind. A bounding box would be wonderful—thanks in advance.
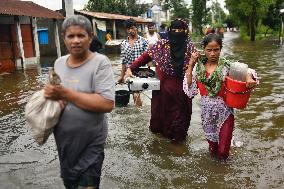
[44,15,115,189]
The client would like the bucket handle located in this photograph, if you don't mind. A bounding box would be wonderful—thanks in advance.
[225,86,251,94]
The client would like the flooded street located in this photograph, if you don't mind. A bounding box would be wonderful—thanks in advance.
[0,32,283,189]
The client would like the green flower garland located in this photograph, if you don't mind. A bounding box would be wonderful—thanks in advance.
[196,56,230,97]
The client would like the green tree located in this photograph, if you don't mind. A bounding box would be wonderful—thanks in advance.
[161,0,190,20]
[224,15,237,29]
[262,0,284,32]
[192,0,207,35]
[225,0,274,41]
[211,1,227,25]
[84,0,148,17]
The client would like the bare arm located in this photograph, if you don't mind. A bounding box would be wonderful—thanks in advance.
[45,57,115,113]
[44,84,114,113]
[118,41,128,83]
[118,64,127,83]
[186,64,194,86]
[185,51,200,86]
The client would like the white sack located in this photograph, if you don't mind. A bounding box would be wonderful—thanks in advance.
[25,90,61,145]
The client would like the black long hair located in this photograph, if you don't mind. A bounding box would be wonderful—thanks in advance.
[201,33,223,49]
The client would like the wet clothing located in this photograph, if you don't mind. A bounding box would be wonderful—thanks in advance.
[54,53,115,186]
[183,57,258,158]
[150,71,192,141]
[207,114,234,159]
[63,148,104,189]
[120,35,148,66]
[130,38,195,142]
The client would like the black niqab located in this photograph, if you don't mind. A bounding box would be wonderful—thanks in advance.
[168,19,188,77]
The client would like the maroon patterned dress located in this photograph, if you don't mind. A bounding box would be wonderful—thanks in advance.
[130,39,195,142]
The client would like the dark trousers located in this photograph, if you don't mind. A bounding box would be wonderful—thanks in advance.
[63,176,101,189]
[63,151,104,189]
[207,114,234,159]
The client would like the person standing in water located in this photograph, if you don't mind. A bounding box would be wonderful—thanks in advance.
[125,19,196,143]
[118,18,148,106]
[44,15,115,188]
[183,33,258,159]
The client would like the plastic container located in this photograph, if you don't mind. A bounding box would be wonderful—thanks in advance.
[225,76,251,109]
[229,62,248,82]
[115,90,130,107]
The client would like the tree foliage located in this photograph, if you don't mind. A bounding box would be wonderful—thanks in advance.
[210,1,227,25]
[161,0,190,20]
[225,0,274,41]
[84,0,148,17]
[262,0,284,30]
[192,0,207,35]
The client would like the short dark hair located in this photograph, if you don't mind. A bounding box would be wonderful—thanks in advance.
[201,33,223,49]
[125,18,136,29]
[160,24,166,29]
[148,22,155,27]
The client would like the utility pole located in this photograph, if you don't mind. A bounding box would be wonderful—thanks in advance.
[62,0,74,17]
[280,8,284,45]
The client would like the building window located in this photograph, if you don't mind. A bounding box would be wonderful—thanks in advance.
[147,9,152,18]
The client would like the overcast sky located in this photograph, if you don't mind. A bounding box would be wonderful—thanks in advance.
[29,0,227,12]
[29,0,88,10]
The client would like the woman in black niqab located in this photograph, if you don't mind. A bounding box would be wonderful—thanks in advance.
[168,19,189,77]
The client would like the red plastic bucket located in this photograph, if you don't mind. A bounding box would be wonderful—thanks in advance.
[225,76,251,109]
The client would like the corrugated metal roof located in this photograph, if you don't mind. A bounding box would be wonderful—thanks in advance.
[77,10,152,23]
[0,0,64,19]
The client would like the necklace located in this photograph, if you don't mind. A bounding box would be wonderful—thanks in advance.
[196,56,230,97]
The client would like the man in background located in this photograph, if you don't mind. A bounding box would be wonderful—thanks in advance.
[144,23,160,48]
[159,23,168,40]
[117,18,148,106]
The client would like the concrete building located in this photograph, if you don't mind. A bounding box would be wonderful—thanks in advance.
[0,0,63,73]
[141,0,171,28]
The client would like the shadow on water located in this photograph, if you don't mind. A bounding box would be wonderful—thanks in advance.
[0,32,283,188]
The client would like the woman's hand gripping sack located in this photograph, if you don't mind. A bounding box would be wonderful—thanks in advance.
[25,68,62,145]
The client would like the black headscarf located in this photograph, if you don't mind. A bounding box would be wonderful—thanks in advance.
[168,19,189,77]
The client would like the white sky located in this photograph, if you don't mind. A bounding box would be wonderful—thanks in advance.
[28,0,88,10]
[28,0,227,13]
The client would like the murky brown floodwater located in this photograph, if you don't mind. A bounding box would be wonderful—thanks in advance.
[0,32,283,189]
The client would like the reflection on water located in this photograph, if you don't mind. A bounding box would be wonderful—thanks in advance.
[0,32,283,188]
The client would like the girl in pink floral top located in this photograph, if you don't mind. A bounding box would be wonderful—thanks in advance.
[183,33,258,159]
